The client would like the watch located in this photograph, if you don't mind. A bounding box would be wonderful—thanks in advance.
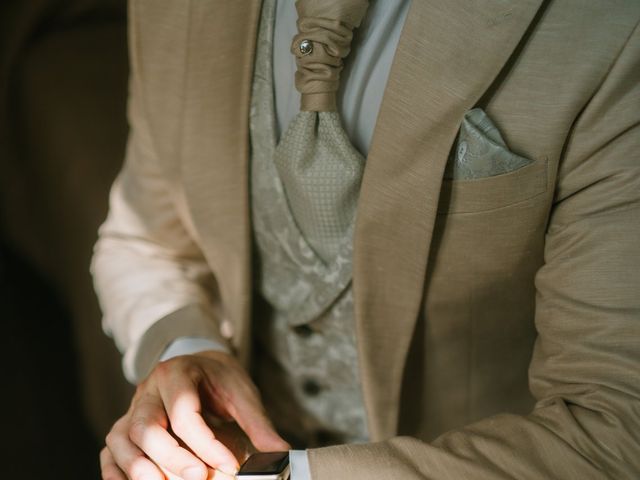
[235,451,291,480]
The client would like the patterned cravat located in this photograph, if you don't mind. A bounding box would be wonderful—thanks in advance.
[274,0,369,263]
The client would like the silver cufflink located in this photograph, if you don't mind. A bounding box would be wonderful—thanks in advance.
[299,39,313,56]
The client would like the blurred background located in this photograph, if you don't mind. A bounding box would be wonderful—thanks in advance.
[1,0,133,476]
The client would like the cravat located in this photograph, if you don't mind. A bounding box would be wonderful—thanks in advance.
[274,0,369,263]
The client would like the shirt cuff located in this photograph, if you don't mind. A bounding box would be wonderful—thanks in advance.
[159,336,231,362]
[289,450,311,480]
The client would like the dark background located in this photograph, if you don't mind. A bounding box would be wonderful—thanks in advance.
[1,0,133,477]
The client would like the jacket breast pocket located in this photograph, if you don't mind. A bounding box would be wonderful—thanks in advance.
[437,157,548,215]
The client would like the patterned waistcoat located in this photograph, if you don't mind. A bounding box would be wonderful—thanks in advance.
[249,0,368,447]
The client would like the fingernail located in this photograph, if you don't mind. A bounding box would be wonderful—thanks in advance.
[182,465,206,480]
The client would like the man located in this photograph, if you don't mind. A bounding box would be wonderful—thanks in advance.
[92,0,640,479]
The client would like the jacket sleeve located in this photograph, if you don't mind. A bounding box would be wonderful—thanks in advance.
[306,20,640,480]
[90,18,228,384]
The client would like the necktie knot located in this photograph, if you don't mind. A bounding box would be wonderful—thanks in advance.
[292,0,369,111]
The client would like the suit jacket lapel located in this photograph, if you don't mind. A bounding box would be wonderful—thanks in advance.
[180,0,262,364]
[355,0,546,440]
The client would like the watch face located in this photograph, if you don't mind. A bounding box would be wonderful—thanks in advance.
[237,452,290,475]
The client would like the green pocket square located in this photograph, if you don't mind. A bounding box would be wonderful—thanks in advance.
[444,108,533,180]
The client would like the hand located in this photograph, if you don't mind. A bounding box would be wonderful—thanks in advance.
[100,351,290,480]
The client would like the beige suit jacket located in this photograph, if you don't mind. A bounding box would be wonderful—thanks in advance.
[92,1,640,478]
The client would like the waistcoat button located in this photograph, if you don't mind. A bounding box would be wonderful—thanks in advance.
[302,379,322,396]
[292,324,314,338]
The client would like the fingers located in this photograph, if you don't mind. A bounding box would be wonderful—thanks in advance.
[105,417,165,480]
[129,393,210,480]
[100,433,164,480]
[196,353,290,452]
[100,447,127,480]
[209,467,236,480]
[103,352,287,480]
[223,384,291,452]
[159,372,240,475]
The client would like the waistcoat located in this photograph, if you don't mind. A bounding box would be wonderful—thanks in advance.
[249,0,368,447]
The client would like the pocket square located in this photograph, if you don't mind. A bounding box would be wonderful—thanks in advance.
[444,108,533,180]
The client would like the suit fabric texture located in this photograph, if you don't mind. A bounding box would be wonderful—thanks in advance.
[91,0,640,478]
